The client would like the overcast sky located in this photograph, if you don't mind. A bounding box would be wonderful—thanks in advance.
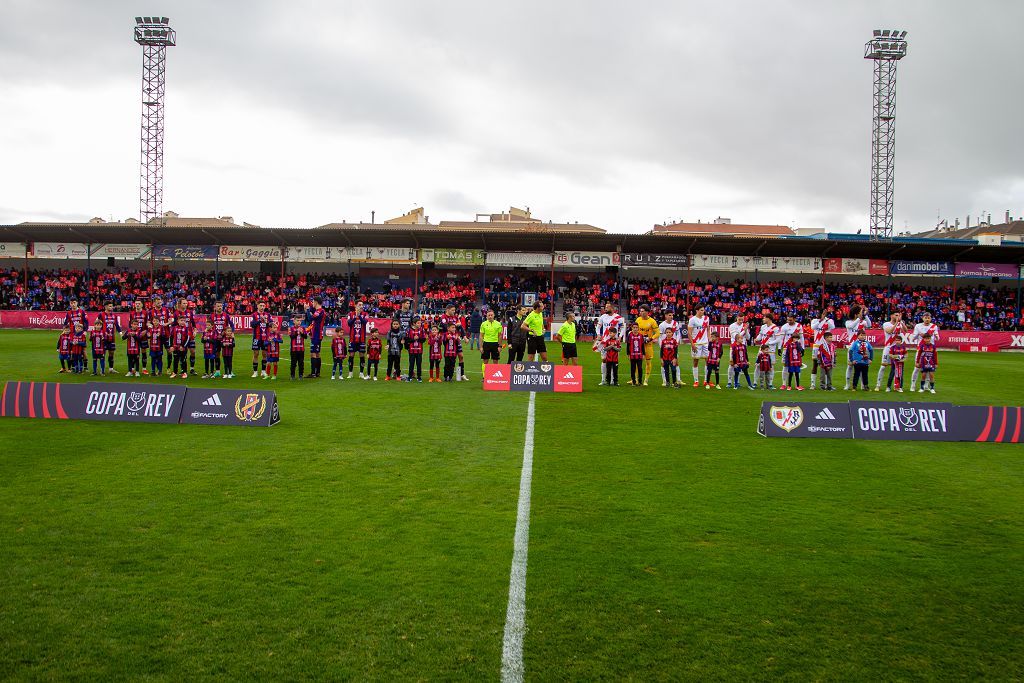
[1,0,1021,233]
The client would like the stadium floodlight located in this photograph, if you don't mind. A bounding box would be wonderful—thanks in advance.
[133,16,176,223]
[864,29,908,241]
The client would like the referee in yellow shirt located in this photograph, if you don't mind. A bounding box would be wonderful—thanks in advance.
[479,309,503,376]
[635,306,659,386]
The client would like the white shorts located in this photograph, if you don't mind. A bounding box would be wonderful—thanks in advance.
[691,344,709,359]
[812,344,821,359]
[880,348,892,365]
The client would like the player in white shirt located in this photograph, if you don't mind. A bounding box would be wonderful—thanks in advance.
[753,314,781,388]
[687,306,711,386]
[594,302,625,385]
[908,311,940,392]
[657,310,682,386]
[725,313,750,388]
[875,312,908,391]
[843,306,872,390]
[809,310,835,389]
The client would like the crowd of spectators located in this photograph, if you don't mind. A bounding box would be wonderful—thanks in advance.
[1,268,1020,331]
[417,278,477,315]
[609,278,1021,331]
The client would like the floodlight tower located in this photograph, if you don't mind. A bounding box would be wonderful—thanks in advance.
[864,29,908,241]
[134,16,176,223]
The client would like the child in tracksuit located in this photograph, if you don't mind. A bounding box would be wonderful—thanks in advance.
[730,334,755,389]
[705,332,724,389]
[755,344,773,389]
[331,332,348,380]
[385,320,405,381]
[57,325,73,373]
[849,330,874,390]
[626,323,645,386]
[916,333,938,394]
[818,331,836,390]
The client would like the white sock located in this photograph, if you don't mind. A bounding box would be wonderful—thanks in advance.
[692,366,699,382]
[661,367,666,384]
[910,368,920,389]
[845,364,853,385]
[876,365,887,387]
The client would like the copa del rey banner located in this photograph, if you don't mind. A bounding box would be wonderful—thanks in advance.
[483,363,583,392]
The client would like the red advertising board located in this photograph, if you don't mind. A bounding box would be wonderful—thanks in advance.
[869,259,889,275]
[483,364,511,390]
[553,365,583,392]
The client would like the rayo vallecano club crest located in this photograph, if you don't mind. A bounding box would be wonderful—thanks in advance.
[770,406,804,432]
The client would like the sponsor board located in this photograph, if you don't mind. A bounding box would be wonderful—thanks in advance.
[346,247,418,263]
[824,258,889,275]
[0,381,185,424]
[757,402,853,438]
[890,260,954,276]
[553,365,583,392]
[219,245,284,261]
[954,262,1018,279]
[553,251,619,268]
[690,254,823,273]
[850,401,956,441]
[510,361,555,391]
[179,388,280,427]
[757,400,1022,443]
[0,242,27,258]
[31,242,90,259]
[957,405,1023,443]
[419,248,486,266]
[1,381,280,427]
[485,252,552,268]
[621,253,689,267]
[285,245,349,262]
[90,244,151,260]
[483,364,511,390]
[153,244,219,260]
[482,363,582,392]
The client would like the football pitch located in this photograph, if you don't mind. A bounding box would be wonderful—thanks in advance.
[0,329,1022,680]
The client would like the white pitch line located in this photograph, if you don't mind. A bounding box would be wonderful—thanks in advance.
[501,390,536,683]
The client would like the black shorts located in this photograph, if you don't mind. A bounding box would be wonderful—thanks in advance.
[186,339,196,350]
[104,340,116,351]
[310,337,322,354]
[527,336,546,355]
[481,341,500,360]
[251,337,266,351]
[349,341,366,354]
[561,343,577,359]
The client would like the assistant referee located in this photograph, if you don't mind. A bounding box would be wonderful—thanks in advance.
[479,309,503,376]
[521,301,548,362]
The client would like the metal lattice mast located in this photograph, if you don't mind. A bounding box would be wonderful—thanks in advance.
[864,29,908,241]
[134,16,176,223]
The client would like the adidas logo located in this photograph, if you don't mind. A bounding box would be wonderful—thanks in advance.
[564,371,576,379]
[815,407,837,420]
[492,371,505,378]
[202,394,223,406]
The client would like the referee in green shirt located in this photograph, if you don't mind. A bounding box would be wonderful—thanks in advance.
[479,309,503,375]
[555,310,578,366]
[520,301,548,362]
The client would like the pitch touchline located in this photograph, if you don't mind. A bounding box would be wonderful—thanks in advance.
[501,390,536,683]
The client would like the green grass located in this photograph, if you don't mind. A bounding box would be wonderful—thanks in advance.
[0,329,1021,680]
